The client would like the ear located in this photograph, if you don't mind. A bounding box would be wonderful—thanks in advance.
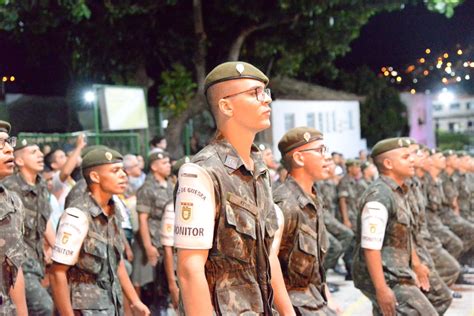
[292,151,304,168]
[218,98,233,118]
[14,156,24,168]
[383,157,393,170]
[150,161,157,172]
[89,170,100,184]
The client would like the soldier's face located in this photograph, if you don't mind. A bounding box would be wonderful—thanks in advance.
[222,79,272,133]
[96,162,128,195]
[0,132,15,178]
[409,144,424,169]
[15,145,44,173]
[152,157,171,178]
[391,148,415,178]
[349,165,361,178]
[445,155,457,168]
[432,153,446,169]
[298,140,329,181]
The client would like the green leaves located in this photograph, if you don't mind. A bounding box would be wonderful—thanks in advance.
[158,64,197,116]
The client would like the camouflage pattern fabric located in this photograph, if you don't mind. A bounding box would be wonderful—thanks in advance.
[457,172,473,223]
[440,171,474,254]
[322,211,353,270]
[336,174,359,231]
[406,178,452,314]
[0,186,26,315]
[422,173,463,259]
[362,284,437,316]
[353,176,418,293]
[66,193,125,315]
[316,180,338,216]
[274,176,330,314]
[180,135,277,315]
[2,172,53,315]
[64,178,87,209]
[136,176,173,249]
[355,178,372,198]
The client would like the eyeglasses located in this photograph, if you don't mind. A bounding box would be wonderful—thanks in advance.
[298,145,328,156]
[223,87,271,102]
[0,137,16,150]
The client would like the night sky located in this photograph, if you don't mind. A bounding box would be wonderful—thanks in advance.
[2,1,473,96]
[337,1,474,73]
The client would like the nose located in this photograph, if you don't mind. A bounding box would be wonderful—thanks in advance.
[263,91,272,104]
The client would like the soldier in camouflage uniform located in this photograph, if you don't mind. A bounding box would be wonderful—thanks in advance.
[49,147,149,315]
[456,151,473,223]
[356,161,377,197]
[316,159,354,273]
[353,137,437,316]
[173,62,294,315]
[439,150,474,258]
[415,146,461,288]
[2,138,54,315]
[422,149,464,259]
[274,127,337,315]
[0,121,27,316]
[136,151,175,314]
[406,140,452,314]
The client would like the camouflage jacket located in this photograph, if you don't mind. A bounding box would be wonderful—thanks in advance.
[406,178,434,268]
[456,172,471,213]
[356,178,372,198]
[0,185,26,314]
[274,176,329,311]
[353,176,416,293]
[64,178,87,209]
[188,135,278,315]
[316,180,338,215]
[422,173,450,218]
[440,171,458,210]
[2,172,51,276]
[337,174,359,225]
[136,176,173,249]
[66,193,125,314]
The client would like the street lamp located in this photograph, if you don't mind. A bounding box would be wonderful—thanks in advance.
[83,89,100,144]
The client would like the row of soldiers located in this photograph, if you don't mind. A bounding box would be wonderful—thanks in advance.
[1,60,473,316]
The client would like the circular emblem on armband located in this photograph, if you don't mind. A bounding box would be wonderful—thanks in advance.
[180,202,193,222]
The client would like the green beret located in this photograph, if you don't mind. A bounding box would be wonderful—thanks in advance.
[278,127,323,156]
[457,150,468,157]
[346,159,361,167]
[442,149,457,157]
[81,145,109,159]
[148,151,170,164]
[204,61,269,92]
[405,137,417,145]
[429,148,442,156]
[82,148,123,170]
[14,138,37,151]
[0,120,11,133]
[172,155,193,176]
[371,137,412,158]
[361,161,371,171]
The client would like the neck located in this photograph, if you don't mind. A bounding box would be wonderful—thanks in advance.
[415,168,425,178]
[428,167,440,180]
[445,167,454,176]
[382,172,404,187]
[89,186,113,215]
[219,125,256,169]
[364,174,371,181]
[153,172,166,184]
[291,170,316,197]
[19,168,38,186]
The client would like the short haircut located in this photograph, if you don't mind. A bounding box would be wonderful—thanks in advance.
[44,149,62,169]
[150,136,165,147]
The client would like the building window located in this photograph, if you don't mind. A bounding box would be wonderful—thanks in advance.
[348,111,354,130]
[332,111,336,132]
[306,113,315,128]
[433,104,443,111]
[325,112,330,133]
[466,102,472,110]
[468,121,473,129]
[450,103,460,110]
[284,113,295,130]
[318,113,324,131]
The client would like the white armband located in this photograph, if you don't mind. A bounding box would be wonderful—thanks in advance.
[270,204,285,256]
[52,207,89,265]
[173,163,216,249]
[160,202,175,247]
[361,201,388,250]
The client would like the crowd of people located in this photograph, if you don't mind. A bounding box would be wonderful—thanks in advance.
[0,60,473,316]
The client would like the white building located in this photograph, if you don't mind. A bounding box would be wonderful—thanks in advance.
[431,94,474,133]
[258,77,366,160]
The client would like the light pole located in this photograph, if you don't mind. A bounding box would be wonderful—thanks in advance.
[83,89,100,144]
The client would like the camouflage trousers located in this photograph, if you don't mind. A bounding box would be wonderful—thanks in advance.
[426,212,463,259]
[324,212,354,270]
[424,269,452,315]
[363,284,437,316]
[73,307,120,315]
[24,271,53,316]
[440,212,474,254]
[428,244,461,287]
[0,299,16,316]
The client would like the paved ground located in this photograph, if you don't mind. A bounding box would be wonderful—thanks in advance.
[328,270,474,316]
